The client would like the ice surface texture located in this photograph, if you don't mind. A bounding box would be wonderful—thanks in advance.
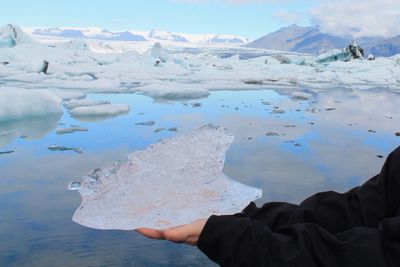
[72,125,262,230]
[0,88,62,121]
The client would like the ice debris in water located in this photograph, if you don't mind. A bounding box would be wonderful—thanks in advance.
[48,145,83,154]
[291,91,312,100]
[0,150,14,155]
[135,121,155,126]
[68,182,82,191]
[56,126,88,135]
[71,124,262,230]
[69,104,130,117]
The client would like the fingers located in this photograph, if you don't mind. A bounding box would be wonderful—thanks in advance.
[136,228,165,239]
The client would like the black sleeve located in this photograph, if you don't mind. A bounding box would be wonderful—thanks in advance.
[197,146,400,266]
[198,214,400,267]
[235,146,400,234]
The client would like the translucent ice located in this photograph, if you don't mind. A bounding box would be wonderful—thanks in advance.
[71,125,262,230]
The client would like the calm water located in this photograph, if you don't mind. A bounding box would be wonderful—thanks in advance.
[0,88,399,266]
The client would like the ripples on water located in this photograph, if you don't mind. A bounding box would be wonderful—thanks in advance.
[0,88,399,266]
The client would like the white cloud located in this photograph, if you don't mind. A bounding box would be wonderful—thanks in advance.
[310,0,400,37]
[273,11,301,24]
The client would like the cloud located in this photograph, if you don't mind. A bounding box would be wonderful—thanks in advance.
[310,0,400,37]
[273,11,301,24]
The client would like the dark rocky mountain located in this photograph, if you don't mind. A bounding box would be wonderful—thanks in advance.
[246,24,399,57]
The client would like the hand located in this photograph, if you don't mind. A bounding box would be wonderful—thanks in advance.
[136,218,208,246]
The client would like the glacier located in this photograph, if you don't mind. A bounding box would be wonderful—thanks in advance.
[71,125,262,230]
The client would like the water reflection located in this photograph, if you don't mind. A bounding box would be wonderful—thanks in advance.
[0,114,61,147]
[0,88,399,266]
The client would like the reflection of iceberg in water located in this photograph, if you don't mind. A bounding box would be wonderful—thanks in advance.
[0,114,61,147]
[71,125,262,230]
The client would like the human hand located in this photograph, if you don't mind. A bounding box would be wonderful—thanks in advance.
[136,218,208,246]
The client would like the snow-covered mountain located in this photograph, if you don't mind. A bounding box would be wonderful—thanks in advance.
[32,27,147,41]
[246,24,400,57]
[29,27,249,45]
[148,29,188,42]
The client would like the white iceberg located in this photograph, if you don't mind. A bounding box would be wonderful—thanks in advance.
[71,125,262,230]
[150,42,169,63]
[0,88,62,121]
[0,24,32,48]
[69,104,130,117]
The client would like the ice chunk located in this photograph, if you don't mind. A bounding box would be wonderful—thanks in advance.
[71,125,262,230]
[291,91,312,100]
[151,42,169,64]
[56,126,88,135]
[0,24,33,48]
[135,121,155,126]
[68,182,82,191]
[316,41,365,64]
[69,104,130,117]
[0,150,14,155]
[48,145,83,154]
[63,99,111,110]
[0,88,62,121]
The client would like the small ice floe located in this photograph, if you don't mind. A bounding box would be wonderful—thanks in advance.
[191,102,202,108]
[48,145,83,154]
[68,182,81,191]
[266,132,279,136]
[0,150,14,155]
[69,104,130,118]
[56,126,88,135]
[135,121,155,126]
[167,127,178,132]
[291,91,312,100]
[395,132,400,137]
[154,128,164,133]
[272,109,285,114]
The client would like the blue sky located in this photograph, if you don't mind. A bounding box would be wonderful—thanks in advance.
[1,0,314,38]
[1,0,399,38]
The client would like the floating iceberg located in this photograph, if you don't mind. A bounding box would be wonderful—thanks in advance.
[316,41,365,64]
[151,42,169,64]
[69,104,130,117]
[48,145,83,154]
[0,88,62,121]
[56,126,88,135]
[0,24,32,48]
[71,125,262,230]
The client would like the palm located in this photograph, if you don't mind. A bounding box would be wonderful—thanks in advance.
[136,218,207,246]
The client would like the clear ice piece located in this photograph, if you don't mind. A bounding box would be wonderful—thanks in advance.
[71,125,262,230]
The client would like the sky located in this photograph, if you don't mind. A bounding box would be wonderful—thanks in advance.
[1,0,399,39]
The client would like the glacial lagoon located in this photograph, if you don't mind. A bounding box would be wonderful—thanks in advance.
[1,88,399,266]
